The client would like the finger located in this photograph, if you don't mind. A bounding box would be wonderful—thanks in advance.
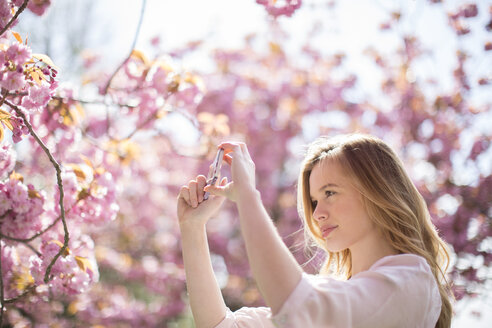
[178,186,191,206]
[205,176,227,191]
[196,175,207,203]
[224,154,233,166]
[240,143,252,159]
[207,163,214,178]
[218,142,243,156]
[177,195,189,212]
[188,180,198,208]
[204,178,231,198]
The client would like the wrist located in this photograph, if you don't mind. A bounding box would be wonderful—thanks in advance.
[179,219,207,235]
[236,186,261,203]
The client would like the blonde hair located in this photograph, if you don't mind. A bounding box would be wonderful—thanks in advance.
[297,133,453,328]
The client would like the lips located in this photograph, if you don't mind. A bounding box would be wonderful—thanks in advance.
[320,225,338,238]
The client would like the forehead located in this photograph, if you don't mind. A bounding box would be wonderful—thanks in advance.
[308,159,346,193]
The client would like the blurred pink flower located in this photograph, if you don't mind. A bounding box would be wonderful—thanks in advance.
[256,0,302,18]
[0,144,16,177]
[461,3,478,18]
[27,0,51,16]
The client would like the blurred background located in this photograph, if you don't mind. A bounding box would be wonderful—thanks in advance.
[6,0,491,326]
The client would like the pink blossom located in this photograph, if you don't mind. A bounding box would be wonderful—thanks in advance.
[1,178,45,238]
[27,0,51,16]
[0,242,19,298]
[0,70,26,91]
[9,116,29,143]
[151,67,168,93]
[0,183,11,215]
[0,5,12,31]
[150,36,160,47]
[461,4,478,18]
[58,170,79,210]
[470,138,489,160]
[7,178,28,204]
[0,144,16,177]
[27,184,45,216]
[85,118,108,138]
[6,42,31,65]
[21,85,52,111]
[12,0,26,6]
[256,0,302,18]
[29,238,97,296]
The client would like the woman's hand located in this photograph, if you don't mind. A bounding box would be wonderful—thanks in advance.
[177,174,227,228]
[204,142,257,202]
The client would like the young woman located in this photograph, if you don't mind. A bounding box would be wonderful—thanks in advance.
[177,133,453,328]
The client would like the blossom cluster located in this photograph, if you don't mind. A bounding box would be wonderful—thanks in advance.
[0,0,51,27]
[99,50,204,139]
[58,166,119,225]
[0,173,45,239]
[0,40,57,143]
[256,0,302,18]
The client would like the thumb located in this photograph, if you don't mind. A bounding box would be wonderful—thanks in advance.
[204,177,231,198]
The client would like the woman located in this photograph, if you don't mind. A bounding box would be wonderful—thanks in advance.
[177,133,453,328]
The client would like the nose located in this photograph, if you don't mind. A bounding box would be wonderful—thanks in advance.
[312,204,328,222]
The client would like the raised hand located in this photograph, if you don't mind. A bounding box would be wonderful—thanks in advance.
[204,142,257,202]
[177,174,227,227]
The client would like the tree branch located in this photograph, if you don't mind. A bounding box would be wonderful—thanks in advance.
[4,100,69,284]
[0,0,30,37]
[0,215,61,243]
[103,0,147,133]
[4,286,36,304]
[51,95,138,110]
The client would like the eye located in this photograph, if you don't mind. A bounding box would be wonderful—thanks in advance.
[325,190,336,197]
[311,200,318,209]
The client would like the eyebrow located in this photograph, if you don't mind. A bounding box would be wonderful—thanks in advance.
[310,183,339,199]
[318,183,338,192]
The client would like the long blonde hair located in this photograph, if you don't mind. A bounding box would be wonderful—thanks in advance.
[297,133,453,328]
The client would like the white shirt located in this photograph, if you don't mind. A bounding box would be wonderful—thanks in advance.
[215,254,441,328]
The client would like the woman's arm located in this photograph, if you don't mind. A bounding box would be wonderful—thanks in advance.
[180,222,226,328]
[236,188,303,314]
[205,143,303,315]
[177,175,228,328]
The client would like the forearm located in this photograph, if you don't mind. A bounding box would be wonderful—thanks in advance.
[236,189,302,314]
[180,223,227,328]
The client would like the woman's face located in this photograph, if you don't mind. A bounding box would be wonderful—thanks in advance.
[308,159,377,252]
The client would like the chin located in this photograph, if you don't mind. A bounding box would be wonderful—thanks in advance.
[324,242,347,253]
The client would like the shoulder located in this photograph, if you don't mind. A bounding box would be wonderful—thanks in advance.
[363,253,435,283]
[216,307,274,328]
[355,253,442,325]
[271,255,441,327]
[370,253,433,270]
[354,253,439,298]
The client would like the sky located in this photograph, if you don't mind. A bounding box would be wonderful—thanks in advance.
[17,0,492,326]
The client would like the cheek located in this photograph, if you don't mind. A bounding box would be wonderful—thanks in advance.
[340,199,372,229]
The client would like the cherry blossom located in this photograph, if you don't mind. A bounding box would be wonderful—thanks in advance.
[0,0,490,326]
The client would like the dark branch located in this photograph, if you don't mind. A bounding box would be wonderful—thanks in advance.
[4,286,36,304]
[0,0,30,37]
[0,214,61,243]
[3,100,69,284]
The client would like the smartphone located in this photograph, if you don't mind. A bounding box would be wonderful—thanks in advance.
[203,148,224,200]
